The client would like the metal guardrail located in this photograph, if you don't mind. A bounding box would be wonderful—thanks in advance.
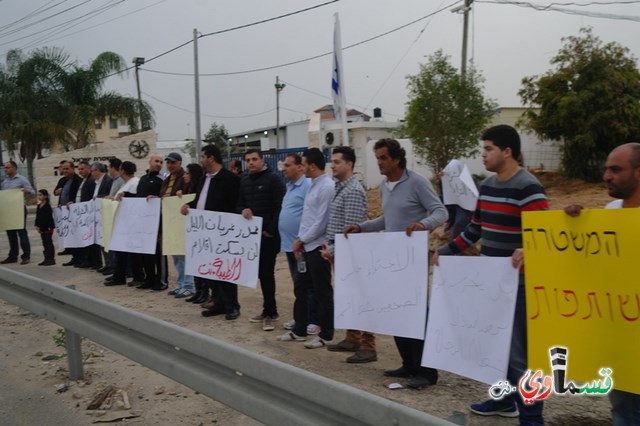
[0,267,454,426]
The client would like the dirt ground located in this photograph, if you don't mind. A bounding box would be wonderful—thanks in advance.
[0,172,615,426]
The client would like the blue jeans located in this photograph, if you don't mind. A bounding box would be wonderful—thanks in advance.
[504,279,544,425]
[172,255,194,292]
[610,390,640,426]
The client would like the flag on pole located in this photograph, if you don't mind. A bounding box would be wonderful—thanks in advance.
[331,13,349,146]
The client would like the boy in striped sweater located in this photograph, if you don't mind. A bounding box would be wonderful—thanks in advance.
[434,125,548,426]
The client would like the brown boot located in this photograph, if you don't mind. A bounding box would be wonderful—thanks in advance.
[346,349,377,363]
[327,339,360,352]
[201,297,215,309]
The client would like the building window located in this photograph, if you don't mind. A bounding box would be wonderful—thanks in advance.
[95,123,102,130]
[119,118,127,126]
[109,118,118,129]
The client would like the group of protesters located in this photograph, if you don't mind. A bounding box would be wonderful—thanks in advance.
[2,124,638,426]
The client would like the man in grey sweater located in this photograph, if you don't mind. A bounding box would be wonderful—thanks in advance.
[344,138,447,389]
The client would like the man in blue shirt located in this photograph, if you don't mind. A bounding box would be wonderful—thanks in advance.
[1,161,35,264]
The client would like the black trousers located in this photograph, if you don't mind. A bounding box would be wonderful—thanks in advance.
[40,233,55,261]
[205,278,239,312]
[292,247,334,341]
[257,235,280,317]
[394,336,438,383]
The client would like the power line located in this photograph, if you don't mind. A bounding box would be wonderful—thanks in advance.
[478,0,640,20]
[22,0,168,49]
[0,0,95,39]
[102,0,340,78]
[140,0,461,78]
[17,0,127,51]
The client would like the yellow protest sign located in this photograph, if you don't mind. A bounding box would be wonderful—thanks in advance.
[100,199,119,251]
[162,194,195,255]
[0,189,25,231]
[523,209,640,394]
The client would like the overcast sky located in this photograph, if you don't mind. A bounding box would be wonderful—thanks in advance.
[2,0,639,142]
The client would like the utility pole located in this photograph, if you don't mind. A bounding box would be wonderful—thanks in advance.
[460,0,473,78]
[193,28,202,156]
[274,76,285,150]
[132,57,145,130]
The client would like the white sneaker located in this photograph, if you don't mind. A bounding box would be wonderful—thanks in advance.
[283,319,295,330]
[276,331,306,342]
[306,324,321,335]
[304,336,333,349]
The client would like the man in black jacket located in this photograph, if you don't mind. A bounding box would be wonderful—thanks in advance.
[237,149,286,331]
[134,154,165,291]
[181,145,241,319]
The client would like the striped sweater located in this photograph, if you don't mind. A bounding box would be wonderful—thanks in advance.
[439,168,548,257]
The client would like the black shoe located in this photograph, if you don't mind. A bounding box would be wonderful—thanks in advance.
[76,263,91,269]
[100,268,114,275]
[58,249,72,256]
[20,258,30,265]
[407,375,437,389]
[136,283,153,289]
[192,292,209,304]
[104,276,115,283]
[150,284,168,292]
[104,278,126,286]
[185,291,201,302]
[383,366,413,378]
[201,306,226,317]
[1,258,18,264]
[38,260,56,266]
[90,265,103,270]
[225,309,240,320]
[128,280,144,287]
[62,260,76,266]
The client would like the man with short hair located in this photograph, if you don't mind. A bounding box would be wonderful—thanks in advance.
[70,160,95,268]
[133,154,165,291]
[182,145,241,319]
[434,125,548,423]
[345,138,448,389]
[238,149,286,331]
[277,148,335,348]
[322,146,374,363]
[565,142,640,426]
[162,152,192,298]
[1,161,35,264]
[107,158,124,198]
[278,153,319,334]
[87,162,113,270]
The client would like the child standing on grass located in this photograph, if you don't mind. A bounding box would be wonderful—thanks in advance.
[35,189,55,266]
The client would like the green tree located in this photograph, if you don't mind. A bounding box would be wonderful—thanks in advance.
[63,51,155,148]
[0,48,72,185]
[183,122,229,159]
[403,50,497,175]
[518,28,640,182]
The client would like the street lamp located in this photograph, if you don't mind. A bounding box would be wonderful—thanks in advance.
[132,57,146,130]
[274,76,286,150]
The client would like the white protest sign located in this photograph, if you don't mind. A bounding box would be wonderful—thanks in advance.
[422,256,519,385]
[442,160,478,211]
[94,198,103,246]
[53,201,95,248]
[109,198,161,254]
[185,210,262,288]
[334,232,429,339]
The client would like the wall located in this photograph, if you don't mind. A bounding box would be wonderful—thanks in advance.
[33,130,158,192]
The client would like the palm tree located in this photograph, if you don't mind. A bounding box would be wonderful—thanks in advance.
[0,48,72,186]
[63,51,155,148]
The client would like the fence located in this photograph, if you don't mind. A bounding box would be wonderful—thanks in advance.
[0,267,454,426]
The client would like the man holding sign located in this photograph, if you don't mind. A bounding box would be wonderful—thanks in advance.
[434,125,548,425]
[1,161,34,265]
[344,138,447,389]
[564,142,640,426]
[181,145,241,320]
